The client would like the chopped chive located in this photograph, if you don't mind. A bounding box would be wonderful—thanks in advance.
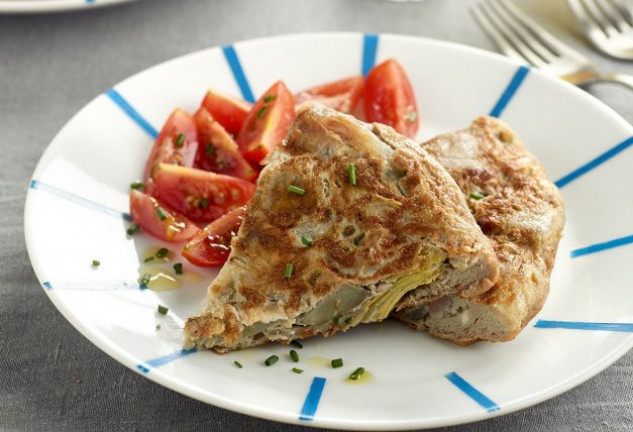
[353,232,365,246]
[290,349,299,363]
[333,314,342,325]
[205,143,215,156]
[156,207,168,221]
[396,184,406,196]
[263,94,276,103]
[91,259,100,268]
[287,185,305,195]
[155,248,169,259]
[257,106,267,118]
[198,198,209,209]
[234,361,243,369]
[126,223,140,236]
[399,170,408,178]
[301,236,313,247]
[264,355,279,366]
[284,263,294,279]
[349,367,365,380]
[144,256,155,263]
[406,111,417,123]
[155,324,161,330]
[292,367,304,374]
[331,358,344,369]
[140,273,151,286]
[175,133,185,147]
[173,263,183,275]
[348,163,356,186]
[469,192,485,200]
[130,181,144,190]
[157,304,169,315]
[291,340,303,349]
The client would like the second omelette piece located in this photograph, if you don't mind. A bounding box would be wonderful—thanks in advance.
[396,117,565,344]
[185,105,499,353]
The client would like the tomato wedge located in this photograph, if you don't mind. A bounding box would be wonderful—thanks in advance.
[193,108,258,181]
[364,59,419,139]
[143,109,198,195]
[201,89,252,137]
[153,164,256,223]
[182,206,245,267]
[295,76,364,114]
[129,190,200,243]
[237,81,295,165]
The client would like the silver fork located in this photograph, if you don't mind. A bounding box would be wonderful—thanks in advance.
[473,0,633,90]
[567,0,633,60]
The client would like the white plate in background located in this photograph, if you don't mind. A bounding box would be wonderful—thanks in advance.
[0,0,135,13]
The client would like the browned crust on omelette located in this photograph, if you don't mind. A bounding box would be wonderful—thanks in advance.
[184,105,499,352]
[396,116,565,344]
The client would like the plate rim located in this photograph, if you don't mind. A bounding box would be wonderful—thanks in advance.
[23,31,633,430]
[0,0,135,13]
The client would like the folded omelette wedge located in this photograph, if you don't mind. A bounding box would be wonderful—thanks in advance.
[395,116,565,344]
[184,105,499,353]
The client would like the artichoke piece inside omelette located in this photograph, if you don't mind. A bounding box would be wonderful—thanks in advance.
[184,104,499,353]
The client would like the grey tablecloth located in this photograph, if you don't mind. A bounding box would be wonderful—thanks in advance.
[2,0,633,430]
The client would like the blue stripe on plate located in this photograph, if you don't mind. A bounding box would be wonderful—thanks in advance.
[222,45,255,103]
[489,65,530,118]
[299,377,327,421]
[570,234,633,258]
[42,281,145,291]
[30,180,132,221]
[445,372,500,413]
[535,320,633,332]
[362,33,379,77]
[105,88,159,139]
[555,136,633,188]
[137,348,198,373]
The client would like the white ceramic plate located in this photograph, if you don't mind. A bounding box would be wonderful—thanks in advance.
[0,0,134,13]
[24,33,633,430]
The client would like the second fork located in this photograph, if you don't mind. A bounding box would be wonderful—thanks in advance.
[567,0,633,60]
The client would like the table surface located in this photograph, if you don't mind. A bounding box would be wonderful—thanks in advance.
[2,0,633,430]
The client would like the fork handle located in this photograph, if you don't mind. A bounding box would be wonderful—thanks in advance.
[595,73,633,91]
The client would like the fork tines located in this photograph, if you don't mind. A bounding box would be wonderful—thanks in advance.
[474,0,580,67]
[567,0,633,59]
[569,0,633,36]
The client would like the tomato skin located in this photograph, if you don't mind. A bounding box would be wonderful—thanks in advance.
[237,81,295,164]
[152,164,256,223]
[295,76,364,114]
[129,190,200,243]
[143,109,198,195]
[193,108,258,182]
[182,206,245,267]
[201,89,251,137]
[364,59,419,139]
